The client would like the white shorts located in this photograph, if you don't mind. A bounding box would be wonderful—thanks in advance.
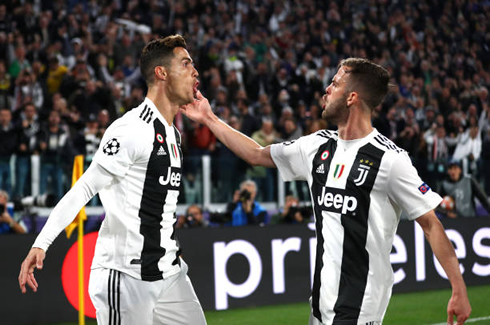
[88,259,206,325]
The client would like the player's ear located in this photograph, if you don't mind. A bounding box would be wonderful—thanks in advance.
[346,91,357,108]
[155,66,167,81]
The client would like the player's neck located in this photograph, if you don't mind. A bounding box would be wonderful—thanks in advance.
[337,109,373,140]
[146,87,177,126]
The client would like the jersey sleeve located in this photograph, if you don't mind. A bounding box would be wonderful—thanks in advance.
[93,120,142,177]
[270,137,309,181]
[32,162,114,252]
[387,153,442,220]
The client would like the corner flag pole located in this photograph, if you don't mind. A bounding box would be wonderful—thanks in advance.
[65,155,87,325]
[78,209,85,325]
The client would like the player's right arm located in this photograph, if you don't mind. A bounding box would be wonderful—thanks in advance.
[180,91,275,168]
[18,162,114,293]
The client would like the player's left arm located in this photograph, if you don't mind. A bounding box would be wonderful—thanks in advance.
[416,211,471,325]
[19,162,114,294]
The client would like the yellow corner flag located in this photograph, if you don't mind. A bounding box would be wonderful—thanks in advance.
[65,155,87,325]
[65,155,87,238]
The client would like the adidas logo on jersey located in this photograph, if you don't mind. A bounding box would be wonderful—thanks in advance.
[316,164,325,174]
[157,146,167,156]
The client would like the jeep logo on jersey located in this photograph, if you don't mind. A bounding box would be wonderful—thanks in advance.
[159,166,181,188]
[317,187,358,215]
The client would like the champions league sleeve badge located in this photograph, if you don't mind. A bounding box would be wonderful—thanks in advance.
[418,182,430,194]
[102,138,121,156]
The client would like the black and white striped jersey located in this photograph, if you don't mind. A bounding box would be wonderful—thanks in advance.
[271,128,442,325]
[91,97,183,281]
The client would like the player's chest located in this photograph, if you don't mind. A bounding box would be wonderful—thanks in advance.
[137,125,183,189]
[310,142,385,190]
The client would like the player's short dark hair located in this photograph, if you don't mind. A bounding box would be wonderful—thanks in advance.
[139,34,187,86]
[339,58,390,110]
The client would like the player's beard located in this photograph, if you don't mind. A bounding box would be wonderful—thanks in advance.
[321,92,349,124]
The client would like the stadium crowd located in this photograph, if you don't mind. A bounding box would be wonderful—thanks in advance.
[0,0,489,223]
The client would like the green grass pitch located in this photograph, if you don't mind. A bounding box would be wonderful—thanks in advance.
[56,284,490,325]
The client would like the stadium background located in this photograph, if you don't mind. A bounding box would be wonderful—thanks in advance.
[0,0,489,324]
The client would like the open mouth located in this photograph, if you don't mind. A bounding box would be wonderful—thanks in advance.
[321,94,327,108]
[193,81,200,95]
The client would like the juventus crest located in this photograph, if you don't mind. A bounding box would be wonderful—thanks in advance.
[353,159,373,186]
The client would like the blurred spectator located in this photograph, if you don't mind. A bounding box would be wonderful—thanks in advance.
[438,160,490,218]
[236,97,260,136]
[246,62,271,102]
[0,108,18,196]
[395,108,421,155]
[97,109,111,134]
[14,102,39,198]
[45,56,68,96]
[231,180,268,226]
[482,127,490,196]
[37,110,74,201]
[248,119,279,201]
[418,106,437,132]
[186,119,216,157]
[423,123,454,188]
[452,116,482,176]
[8,44,30,79]
[60,58,92,98]
[11,67,44,114]
[213,115,244,202]
[83,114,102,163]
[176,204,209,229]
[0,0,486,207]
[0,60,12,109]
[0,190,26,234]
[270,195,312,224]
[223,43,244,86]
[278,116,303,142]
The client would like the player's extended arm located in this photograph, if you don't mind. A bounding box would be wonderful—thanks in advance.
[18,162,114,294]
[180,91,276,168]
[416,211,471,325]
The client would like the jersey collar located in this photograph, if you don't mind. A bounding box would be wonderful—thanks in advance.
[337,128,378,151]
[143,97,173,128]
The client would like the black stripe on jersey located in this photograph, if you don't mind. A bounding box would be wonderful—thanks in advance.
[310,138,338,323]
[316,130,336,139]
[332,143,384,323]
[173,125,183,164]
[139,105,149,119]
[139,105,153,123]
[374,134,404,153]
[170,125,184,266]
[138,119,177,281]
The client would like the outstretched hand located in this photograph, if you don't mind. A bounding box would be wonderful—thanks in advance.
[19,247,45,294]
[180,91,213,124]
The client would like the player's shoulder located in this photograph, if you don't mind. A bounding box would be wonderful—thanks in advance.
[371,130,406,155]
[282,129,337,151]
[314,129,338,141]
[111,102,156,131]
[104,113,153,146]
[296,129,338,146]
